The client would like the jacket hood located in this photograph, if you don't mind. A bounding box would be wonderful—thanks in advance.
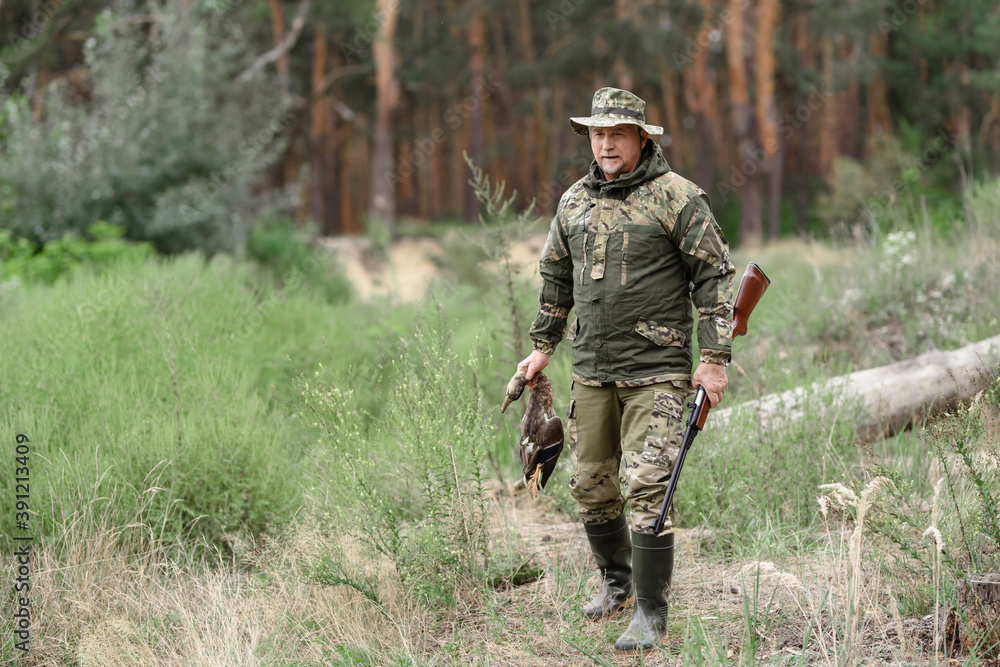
[582,140,672,197]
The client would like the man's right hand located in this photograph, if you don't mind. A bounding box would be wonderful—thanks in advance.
[517,350,551,381]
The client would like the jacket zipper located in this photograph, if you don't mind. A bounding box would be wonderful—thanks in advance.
[621,231,629,286]
[580,233,589,285]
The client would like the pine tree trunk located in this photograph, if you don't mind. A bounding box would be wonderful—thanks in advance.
[614,0,635,90]
[768,135,783,240]
[450,120,467,216]
[267,0,289,81]
[838,40,862,159]
[516,0,544,205]
[416,104,430,220]
[398,137,415,218]
[818,37,837,178]
[369,0,400,232]
[429,101,445,218]
[466,4,485,222]
[658,59,687,168]
[340,117,353,233]
[866,34,892,139]
[691,0,720,194]
[487,12,519,204]
[358,116,371,233]
[309,22,333,234]
[725,0,763,247]
[990,94,1000,176]
[755,0,780,241]
[789,12,815,236]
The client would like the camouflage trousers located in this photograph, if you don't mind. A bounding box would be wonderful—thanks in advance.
[567,381,687,536]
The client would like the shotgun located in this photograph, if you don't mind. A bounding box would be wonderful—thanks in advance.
[650,262,771,534]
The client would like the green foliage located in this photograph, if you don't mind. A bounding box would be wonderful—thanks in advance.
[247,216,313,274]
[246,215,353,304]
[0,4,290,255]
[0,221,152,284]
[299,313,493,609]
[813,134,935,240]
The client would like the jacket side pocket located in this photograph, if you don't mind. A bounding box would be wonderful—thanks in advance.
[634,317,686,347]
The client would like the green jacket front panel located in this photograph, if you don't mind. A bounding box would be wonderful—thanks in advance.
[529,147,735,386]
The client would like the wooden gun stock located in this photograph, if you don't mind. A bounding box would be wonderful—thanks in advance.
[732,262,771,338]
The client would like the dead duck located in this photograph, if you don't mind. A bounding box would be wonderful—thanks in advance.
[500,370,564,497]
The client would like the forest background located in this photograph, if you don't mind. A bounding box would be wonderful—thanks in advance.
[2,0,1000,665]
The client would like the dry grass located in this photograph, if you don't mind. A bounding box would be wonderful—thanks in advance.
[7,473,994,666]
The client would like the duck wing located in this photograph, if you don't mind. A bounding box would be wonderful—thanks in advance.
[521,415,564,496]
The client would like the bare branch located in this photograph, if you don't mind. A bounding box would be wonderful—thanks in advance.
[237,0,312,84]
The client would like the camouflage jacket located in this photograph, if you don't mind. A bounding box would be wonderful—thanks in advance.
[529,142,735,388]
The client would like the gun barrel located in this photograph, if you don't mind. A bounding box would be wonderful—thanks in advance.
[732,262,771,338]
[650,385,707,534]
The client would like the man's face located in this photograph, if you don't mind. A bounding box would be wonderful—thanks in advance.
[590,124,647,179]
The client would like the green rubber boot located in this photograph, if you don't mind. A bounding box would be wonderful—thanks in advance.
[581,514,633,619]
[614,531,674,652]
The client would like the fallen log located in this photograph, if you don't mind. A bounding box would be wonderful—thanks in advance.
[716,334,1000,442]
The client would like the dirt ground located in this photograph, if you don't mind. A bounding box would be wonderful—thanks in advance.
[318,233,546,302]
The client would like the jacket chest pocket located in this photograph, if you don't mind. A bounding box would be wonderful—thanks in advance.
[620,224,673,287]
[586,201,623,282]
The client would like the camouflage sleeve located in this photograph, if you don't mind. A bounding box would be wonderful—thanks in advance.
[528,212,574,354]
[672,196,735,359]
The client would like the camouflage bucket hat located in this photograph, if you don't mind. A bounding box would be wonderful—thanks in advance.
[570,87,664,137]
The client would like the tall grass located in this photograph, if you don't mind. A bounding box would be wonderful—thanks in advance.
[0,251,454,558]
[298,310,496,609]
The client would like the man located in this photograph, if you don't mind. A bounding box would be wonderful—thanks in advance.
[516,87,734,652]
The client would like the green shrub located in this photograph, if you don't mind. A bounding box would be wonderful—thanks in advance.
[299,314,493,608]
[246,215,353,304]
[0,5,290,255]
[0,221,152,284]
[813,131,960,241]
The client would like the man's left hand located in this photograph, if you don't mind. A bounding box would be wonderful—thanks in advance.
[692,362,727,407]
